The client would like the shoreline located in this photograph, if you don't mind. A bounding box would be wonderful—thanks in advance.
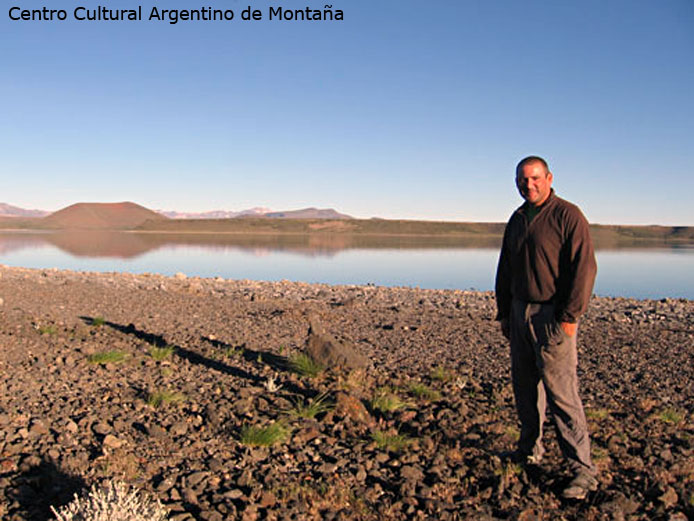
[1,264,693,302]
[1,266,692,519]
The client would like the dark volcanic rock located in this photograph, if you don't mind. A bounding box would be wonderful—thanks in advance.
[0,266,692,520]
[306,314,368,370]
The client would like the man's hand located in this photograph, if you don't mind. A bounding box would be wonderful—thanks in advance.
[560,321,577,337]
[500,318,510,339]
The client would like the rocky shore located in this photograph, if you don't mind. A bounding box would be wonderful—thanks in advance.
[0,266,692,520]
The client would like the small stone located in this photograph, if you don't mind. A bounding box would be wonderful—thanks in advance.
[19,455,42,472]
[183,488,198,505]
[170,421,188,436]
[175,272,187,280]
[237,470,253,488]
[65,420,78,434]
[319,463,337,474]
[224,489,244,500]
[92,422,110,435]
[28,420,49,436]
[335,392,374,426]
[400,465,424,482]
[149,424,168,440]
[187,471,207,487]
[259,491,276,508]
[103,435,123,449]
[294,426,321,444]
[156,476,176,492]
[659,487,678,509]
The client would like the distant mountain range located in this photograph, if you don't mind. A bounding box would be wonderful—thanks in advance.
[41,202,167,229]
[0,203,49,218]
[0,202,353,229]
[156,207,272,219]
[1,203,692,246]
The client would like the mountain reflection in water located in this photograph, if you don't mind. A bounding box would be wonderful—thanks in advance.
[0,231,692,298]
[0,231,504,259]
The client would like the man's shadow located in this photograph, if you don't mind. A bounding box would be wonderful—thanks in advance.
[79,317,306,396]
[80,316,263,384]
[4,459,87,520]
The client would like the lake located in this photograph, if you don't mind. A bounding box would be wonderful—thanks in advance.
[0,231,692,299]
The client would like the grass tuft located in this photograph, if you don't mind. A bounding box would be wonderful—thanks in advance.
[289,353,324,378]
[371,430,411,452]
[224,345,243,358]
[88,350,128,365]
[38,325,58,335]
[91,316,106,327]
[148,344,175,361]
[407,382,441,401]
[286,391,334,419]
[240,421,290,447]
[371,388,410,413]
[147,390,186,408]
[585,408,610,420]
[658,407,685,424]
[430,365,454,382]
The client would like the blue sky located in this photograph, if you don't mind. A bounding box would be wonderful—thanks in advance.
[2,0,693,224]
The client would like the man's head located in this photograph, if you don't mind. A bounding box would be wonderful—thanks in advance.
[516,156,553,207]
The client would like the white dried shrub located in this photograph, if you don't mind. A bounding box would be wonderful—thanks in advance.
[51,480,168,521]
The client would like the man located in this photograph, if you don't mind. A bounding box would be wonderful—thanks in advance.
[495,156,598,500]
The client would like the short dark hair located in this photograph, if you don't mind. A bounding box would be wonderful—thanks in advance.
[516,156,549,176]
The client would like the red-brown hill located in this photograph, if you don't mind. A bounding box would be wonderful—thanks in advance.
[41,202,168,230]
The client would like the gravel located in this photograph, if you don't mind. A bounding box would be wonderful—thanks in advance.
[0,265,692,520]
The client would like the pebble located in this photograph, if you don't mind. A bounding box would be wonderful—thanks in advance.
[0,266,691,520]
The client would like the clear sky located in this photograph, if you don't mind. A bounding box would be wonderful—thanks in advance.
[2,0,693,225]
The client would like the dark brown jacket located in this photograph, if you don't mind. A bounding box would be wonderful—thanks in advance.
[495,190,597,323]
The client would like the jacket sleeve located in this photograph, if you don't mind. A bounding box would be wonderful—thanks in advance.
[495,224,513,321]
[557,209,597,323]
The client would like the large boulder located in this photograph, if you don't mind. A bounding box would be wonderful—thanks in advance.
[306,314,368,370]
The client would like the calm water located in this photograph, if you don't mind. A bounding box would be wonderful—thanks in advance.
[0,231,692,299]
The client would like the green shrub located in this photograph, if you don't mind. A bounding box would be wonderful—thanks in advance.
[240,421,289,447]
[371,388,409,413]
[371,430,411,452]
[289,353,324,378]
[407,382,441,401]
[38,325,57,335]
[287,391,334,419]
[658,407,685,424]
[430,365,454,382]
[88,351,128,365]
[224,346,243,358]
[91,316,106,327]
[585,408,610,420]
[148,344,175,361]
[147,390,185,408]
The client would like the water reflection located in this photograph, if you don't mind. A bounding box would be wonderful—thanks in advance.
[0,231,691,298]
[0,231,504,259]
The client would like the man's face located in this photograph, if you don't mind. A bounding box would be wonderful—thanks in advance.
[516,162,553,206]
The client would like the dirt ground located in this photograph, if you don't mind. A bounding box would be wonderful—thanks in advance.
[0,266,692,520]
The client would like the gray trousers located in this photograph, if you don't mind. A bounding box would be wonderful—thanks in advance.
[510,298,595,475]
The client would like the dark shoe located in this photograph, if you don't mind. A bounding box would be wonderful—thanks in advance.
[562,472,598,500]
